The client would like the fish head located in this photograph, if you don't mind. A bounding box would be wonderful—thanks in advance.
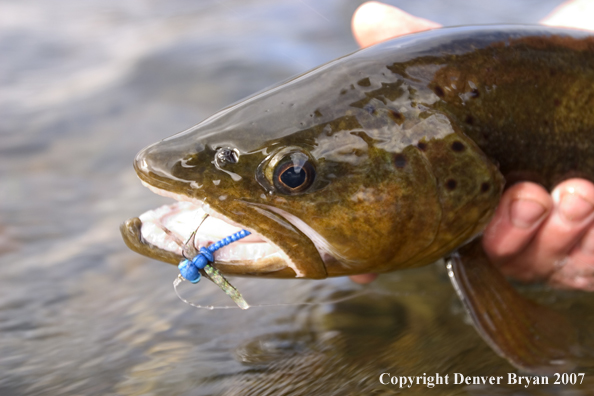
[123,39,504,279]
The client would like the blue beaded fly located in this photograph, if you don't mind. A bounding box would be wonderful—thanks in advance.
[178,229,251,283]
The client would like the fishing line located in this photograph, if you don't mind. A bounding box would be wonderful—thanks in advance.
[172,275,373,310]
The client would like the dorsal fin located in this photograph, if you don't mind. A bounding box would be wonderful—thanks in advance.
[447,238,579,373]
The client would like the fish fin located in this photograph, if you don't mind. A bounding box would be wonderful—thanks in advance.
[447,237,579,374]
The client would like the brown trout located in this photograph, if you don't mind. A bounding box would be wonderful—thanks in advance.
[121,26,594,373]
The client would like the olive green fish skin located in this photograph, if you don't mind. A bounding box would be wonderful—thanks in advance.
[130,25,594,279]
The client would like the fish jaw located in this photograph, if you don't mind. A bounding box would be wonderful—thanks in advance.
[120,186,304,278]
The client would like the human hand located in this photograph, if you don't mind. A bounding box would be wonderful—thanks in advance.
[349,1,594,290]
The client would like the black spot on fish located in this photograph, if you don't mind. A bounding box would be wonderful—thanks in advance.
[481,182,490,193]
[469,89,480,98]
[393,154,406,168]
[433,85,445,98]
[417,142,427,151]
[388,109,404,124]
[446,179,457,190]
[314,109,323,117]
[340,89,348,95]
[465,115,474,125]
[451,141,465,152]
[357,78,371,87]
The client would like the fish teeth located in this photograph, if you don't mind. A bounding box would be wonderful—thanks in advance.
[138,201,281,262]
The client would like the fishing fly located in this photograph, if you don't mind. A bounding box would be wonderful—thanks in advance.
[162,213,366,310]
[174,214,251,309]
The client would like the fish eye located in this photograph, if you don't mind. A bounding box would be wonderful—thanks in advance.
[273,153,315,194]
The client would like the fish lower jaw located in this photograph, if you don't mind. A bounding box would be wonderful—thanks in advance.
[138,182,283,264]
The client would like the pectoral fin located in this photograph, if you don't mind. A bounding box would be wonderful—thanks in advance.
[447,238,579,373]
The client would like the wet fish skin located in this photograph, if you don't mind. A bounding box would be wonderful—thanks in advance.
[125,25,594,279]
[122,25,594,373]
[135,26,594,278]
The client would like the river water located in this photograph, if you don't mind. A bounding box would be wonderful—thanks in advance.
[2,0,594,395]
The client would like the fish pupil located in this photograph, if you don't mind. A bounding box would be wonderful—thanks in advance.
[271,153,315,194]
[280,166,306,188]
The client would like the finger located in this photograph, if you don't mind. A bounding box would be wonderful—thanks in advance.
[483,182,552,266]
[504,179,594,282]
[549,226,594,290]
[549,200,594,291]
[541,0,594,31]
[349,273,378,284]
[351,1,441,48]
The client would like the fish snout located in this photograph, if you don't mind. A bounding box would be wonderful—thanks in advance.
[133,137,206,189]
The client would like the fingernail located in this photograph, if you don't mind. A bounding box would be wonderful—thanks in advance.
[559,192,594,223]
[510,199,547,228]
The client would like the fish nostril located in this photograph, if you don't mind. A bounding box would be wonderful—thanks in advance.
[215,147,239,167]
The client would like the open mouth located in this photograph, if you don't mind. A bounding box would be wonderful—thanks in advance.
[120,182,301,277]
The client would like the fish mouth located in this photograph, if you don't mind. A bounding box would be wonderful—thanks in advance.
[120,182,299,278]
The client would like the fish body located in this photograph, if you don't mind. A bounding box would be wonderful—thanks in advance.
[121,25,594,372]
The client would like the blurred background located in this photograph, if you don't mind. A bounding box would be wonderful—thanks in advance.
[2,0,593,395]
